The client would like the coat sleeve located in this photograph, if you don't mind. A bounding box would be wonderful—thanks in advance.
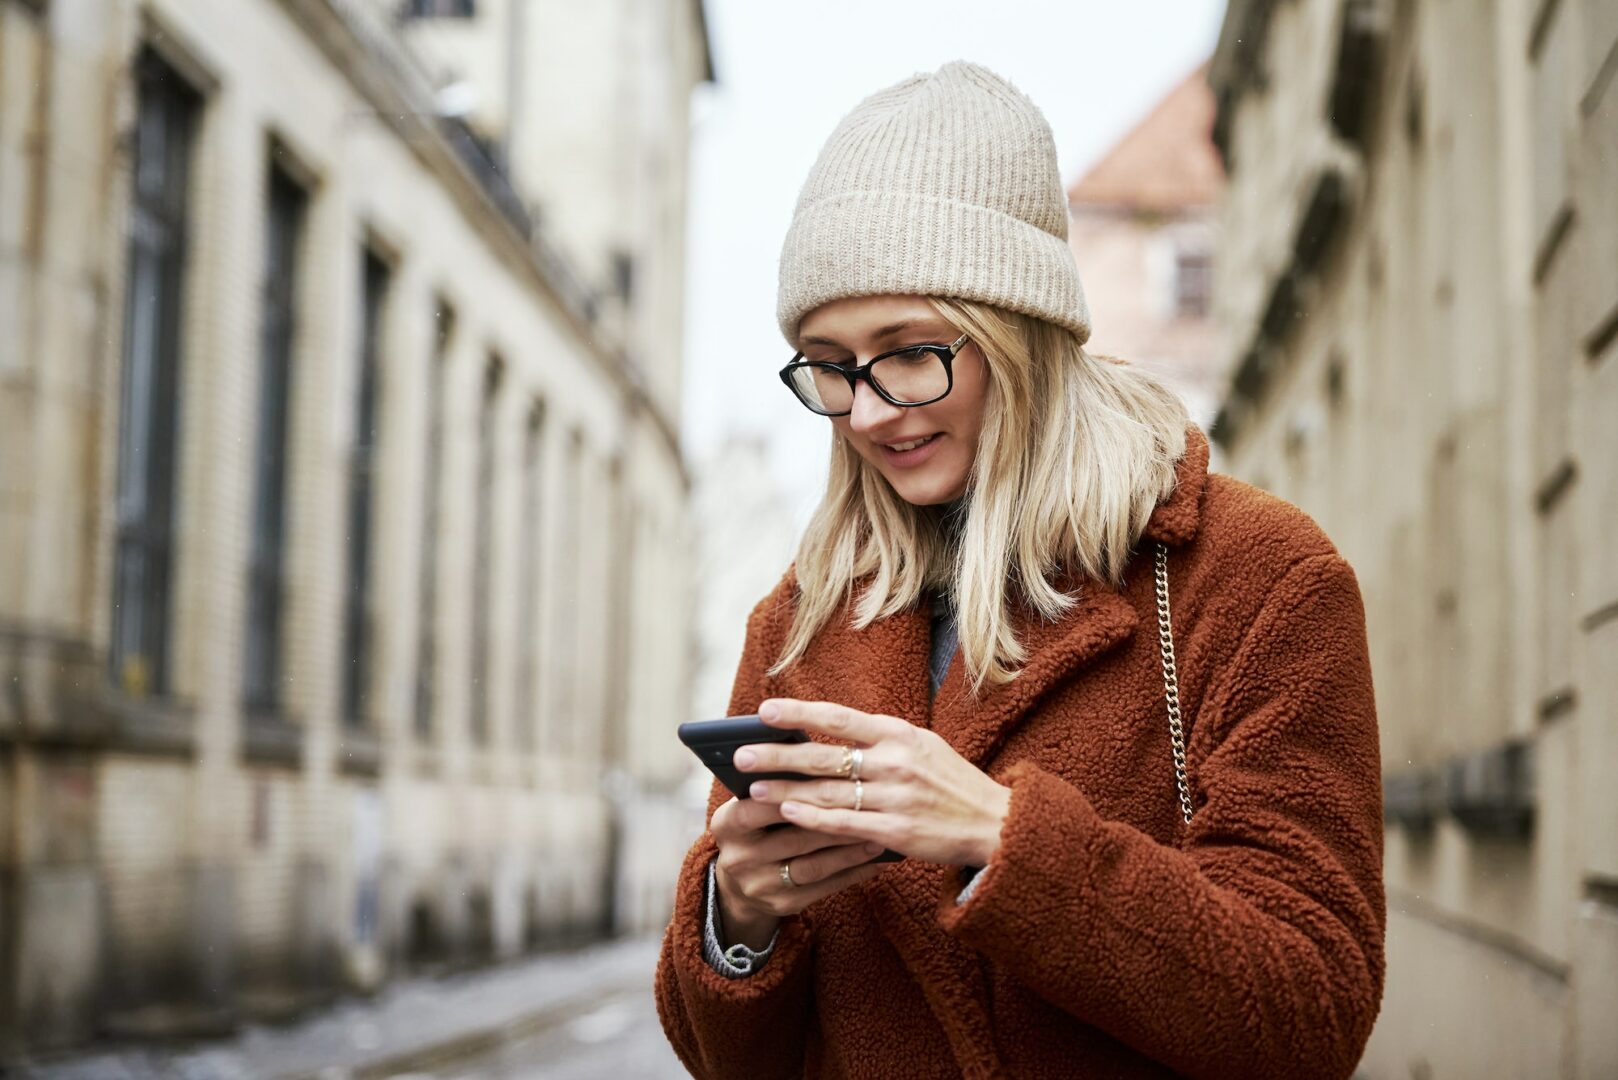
[935,552,1386,1080]
[654,574,817,1080]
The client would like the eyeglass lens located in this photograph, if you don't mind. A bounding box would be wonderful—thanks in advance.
[788,348,950,414]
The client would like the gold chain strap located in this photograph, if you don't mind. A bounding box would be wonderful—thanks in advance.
[1154,541,1194,825]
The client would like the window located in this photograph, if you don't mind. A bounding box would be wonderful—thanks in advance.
[517,401,545,751]
[243,159,307,716]
[552,429,584,757]
[611,250,635,303]
[1173,247,1212,319]
[414,300,454,739]
[343,249,389,727]
[110,50,201,699]
[405,0,475,17]
[470,356,503,744]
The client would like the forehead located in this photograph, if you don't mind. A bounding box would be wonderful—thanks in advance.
[797,295,948,347]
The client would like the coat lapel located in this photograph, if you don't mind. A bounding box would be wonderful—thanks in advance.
[926,581,1138,766]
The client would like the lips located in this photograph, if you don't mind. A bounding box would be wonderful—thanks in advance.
[881,433,941,451]
[880,430,944,469]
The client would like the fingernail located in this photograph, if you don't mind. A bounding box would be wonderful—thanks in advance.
[759,701,779,721]
[749,782,769,799]
[780,801,801,817]
[734,748,756,768]
[864,842,883,856]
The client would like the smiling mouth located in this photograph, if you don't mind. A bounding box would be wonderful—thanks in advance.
[881,433,941,452]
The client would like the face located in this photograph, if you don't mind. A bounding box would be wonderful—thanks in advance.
[795,295,988,506]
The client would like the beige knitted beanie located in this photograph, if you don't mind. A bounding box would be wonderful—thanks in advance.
[777,60,1091,346]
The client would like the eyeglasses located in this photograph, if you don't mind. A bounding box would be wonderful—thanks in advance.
[779,333,969,417]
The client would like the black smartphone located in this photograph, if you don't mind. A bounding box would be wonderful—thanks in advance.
[677,716,903,862]
[677,715,812,800]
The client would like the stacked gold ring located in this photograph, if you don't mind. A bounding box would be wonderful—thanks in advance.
[836,745,854,778]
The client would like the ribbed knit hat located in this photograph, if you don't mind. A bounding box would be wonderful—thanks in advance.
[777,60,1091,347]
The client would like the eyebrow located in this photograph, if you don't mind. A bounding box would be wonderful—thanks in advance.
[799,318,943,350]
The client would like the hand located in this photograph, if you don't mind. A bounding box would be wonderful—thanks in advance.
[737,698,1012,867]
[709,792,888,950]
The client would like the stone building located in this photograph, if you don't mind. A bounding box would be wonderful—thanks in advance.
[1209,0,1616,1075]
[0,0,711,1053]
[1068,64,1229,448]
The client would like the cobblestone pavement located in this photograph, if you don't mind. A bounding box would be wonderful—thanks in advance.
[10,935,689,1079]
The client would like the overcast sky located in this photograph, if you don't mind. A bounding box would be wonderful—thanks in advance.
[681,1,1227,528]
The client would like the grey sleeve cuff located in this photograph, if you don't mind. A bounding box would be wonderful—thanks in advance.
[955,865,985,905]
[702,856,780,978]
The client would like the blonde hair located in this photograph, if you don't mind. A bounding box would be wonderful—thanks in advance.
[768,297,1189,699]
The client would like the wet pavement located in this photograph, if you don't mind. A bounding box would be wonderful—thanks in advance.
[10,935,689,1079]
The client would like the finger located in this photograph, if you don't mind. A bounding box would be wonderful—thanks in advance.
[758,699,909,746]
[753,829,871,864]
[779,799,902,849]
[713,795,787,837]
[781,840,887,889]
[787,858,889,908]
[734,739,848,776]
[750,777,887,813]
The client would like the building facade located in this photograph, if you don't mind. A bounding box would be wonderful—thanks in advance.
[1067,65,1229,448]
[1209,0,1617,1075]
[0,0,710,1053]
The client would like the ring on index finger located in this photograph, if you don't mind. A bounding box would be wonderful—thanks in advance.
[850,747,864,783]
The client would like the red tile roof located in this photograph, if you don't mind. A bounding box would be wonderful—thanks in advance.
[1067,63,1225,212]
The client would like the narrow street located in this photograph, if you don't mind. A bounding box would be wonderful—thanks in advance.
[13,937,688,1080]
[428,984,686,1079]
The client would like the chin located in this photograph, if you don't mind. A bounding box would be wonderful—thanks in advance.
[889,473,966,506]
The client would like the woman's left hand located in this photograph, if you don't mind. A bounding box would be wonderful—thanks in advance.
[735,698,1012,867]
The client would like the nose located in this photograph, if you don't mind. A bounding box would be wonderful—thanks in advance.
[846,377,906,436]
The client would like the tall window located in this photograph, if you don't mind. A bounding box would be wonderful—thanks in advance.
[243,158,307,715]
[553,429,584,757]
[110,50,201,699]
[470,356,503,744]
[343,249,389,727]
[405,0,475,17]
[1173,247,1213,319]
[414,300,454,739]
[517,401,545,751]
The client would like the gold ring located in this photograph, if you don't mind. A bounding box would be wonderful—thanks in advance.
[836,746,854,778]
[852,778,864,813]
[850,748,864,783]
[780,861,796,888]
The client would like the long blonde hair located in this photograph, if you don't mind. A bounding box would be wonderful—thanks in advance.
[768,297,1190,699]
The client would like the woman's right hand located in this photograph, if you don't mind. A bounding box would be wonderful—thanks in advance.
[710,795,887,950]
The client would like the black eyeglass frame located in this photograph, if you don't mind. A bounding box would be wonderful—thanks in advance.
[778,332,971,417]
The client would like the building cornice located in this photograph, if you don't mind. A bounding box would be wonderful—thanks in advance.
[274,0,689,489]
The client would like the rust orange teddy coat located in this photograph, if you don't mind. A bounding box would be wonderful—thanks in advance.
[655,426,1386,1079]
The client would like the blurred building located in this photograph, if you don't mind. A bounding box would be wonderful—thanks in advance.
[689,434,799,726]
[0,0,711,1053]
[1067,64,1228,455]
[1209,0,1616,1076]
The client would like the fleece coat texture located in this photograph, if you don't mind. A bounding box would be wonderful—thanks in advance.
[654,425,1386,1079]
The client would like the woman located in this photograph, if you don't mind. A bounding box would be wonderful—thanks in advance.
[655,60,1385,1080]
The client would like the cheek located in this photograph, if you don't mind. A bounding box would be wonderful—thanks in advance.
[940,370,987,440]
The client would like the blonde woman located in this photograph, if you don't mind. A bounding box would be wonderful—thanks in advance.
[656,60,1385,1080]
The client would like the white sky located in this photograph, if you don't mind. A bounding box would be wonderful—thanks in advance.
[681,1,1228,529]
